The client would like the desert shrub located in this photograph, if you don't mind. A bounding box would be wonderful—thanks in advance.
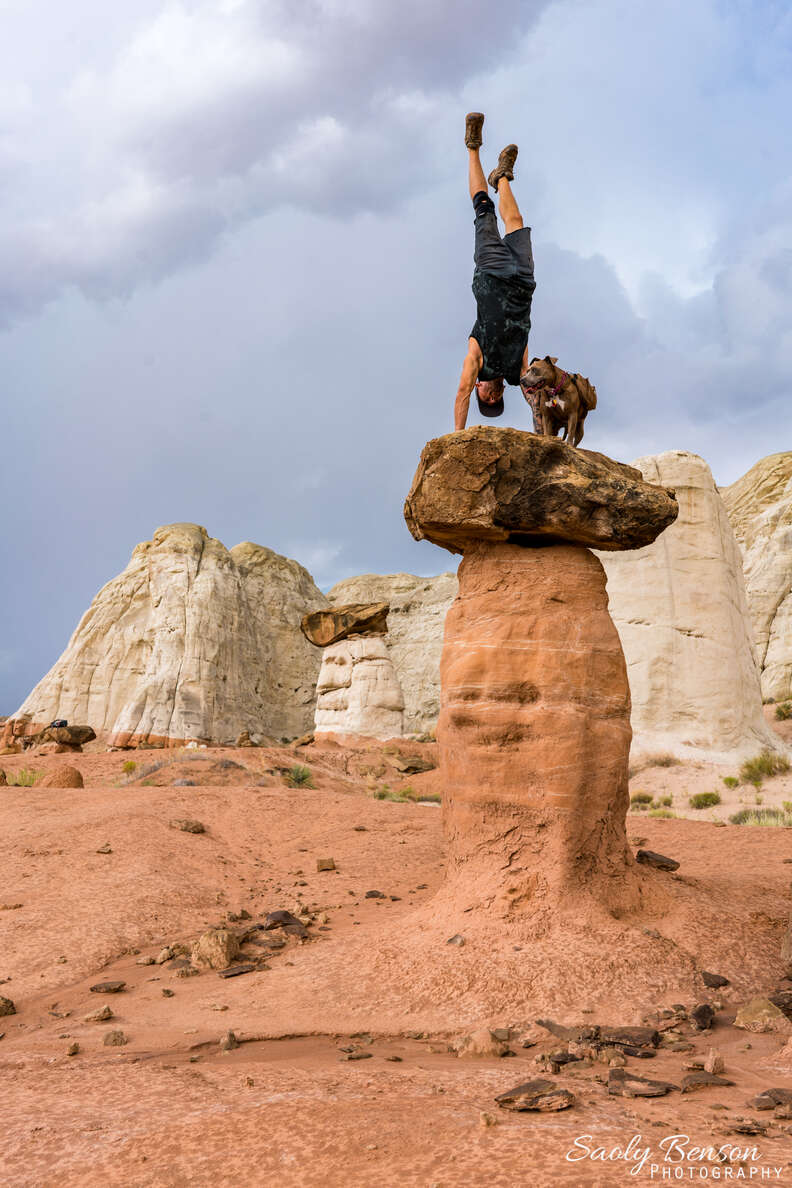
[284,765,314,788]
[6,768,40,787]
[729,807,792,827]
[775,702,792,721]
[122,760,136,774]
[216,759,245,771]
[689,790,721,810]
[739,750,791,787]
[722,776,739,789]
[648,808,677,818]
[755,793,764,805]
[139,761,166,778]
[644,753,681,768]
[783,801,792,814]
[630,792,653,806]
[653,795,673,808]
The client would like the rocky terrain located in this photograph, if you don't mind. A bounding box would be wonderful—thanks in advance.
[1,738,792,1187]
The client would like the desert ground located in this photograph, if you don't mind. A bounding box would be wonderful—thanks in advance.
[2,726,792,1188]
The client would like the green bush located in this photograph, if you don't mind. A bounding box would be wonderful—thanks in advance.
[284,765,314,788]
[122,760,137,774]
[654,795,673,807]
[644,753,681,768]
[630,791,653,805]
[739,750,790,786]
[648,808,677,819]
[722,776,739,789]
[6,768,40,787]
[775,702,792,721]
[729,807,792,827]
[689,790,721,810]
[783,801,792,814]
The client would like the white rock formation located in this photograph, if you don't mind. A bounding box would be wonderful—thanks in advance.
[596,452,780,759]
[314,635,405,739]
[8,524,327,745]
[721,453,792,702]
[327,572,457,734]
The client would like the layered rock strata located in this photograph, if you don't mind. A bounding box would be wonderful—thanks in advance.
[597,453,780,758]
[4,524,328,747]
[327,573,457,735]
[405,427,678,912]
[313,635,405,740]
[721,452,792,702]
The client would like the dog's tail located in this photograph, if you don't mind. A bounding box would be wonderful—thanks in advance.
[580,378,597,410]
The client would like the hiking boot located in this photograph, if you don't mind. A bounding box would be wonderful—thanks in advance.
[488,143,518,190]
[465,112,485,149]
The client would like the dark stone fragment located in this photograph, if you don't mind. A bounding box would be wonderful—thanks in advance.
[701,970,730,988]
[536,1018,601,1043]
[89,981,126,994]
[216,964,256,979]
[263,910,303,930]
[339,1051,373,1061]
[769,990,792,1020]
[495,1078,576,1112]
[752,1088,792,1111]
[364,890,386,899]
[392,755,436,775]
[691,1004,716,1031]
[636,849,680,872]
[681,1072,735,1093]
[600,1026,660,1050]
[608,1069,678,1098]
[301,603,390,647]
[729,1120,766,1135]
[169,817,205,833]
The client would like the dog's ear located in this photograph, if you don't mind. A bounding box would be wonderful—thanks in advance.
[530,357,538,364]
[544,355,558,365]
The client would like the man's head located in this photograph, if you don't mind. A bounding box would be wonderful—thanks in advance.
[475,377,504,418]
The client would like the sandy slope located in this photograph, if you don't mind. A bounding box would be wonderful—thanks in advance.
[1,738,792,1187]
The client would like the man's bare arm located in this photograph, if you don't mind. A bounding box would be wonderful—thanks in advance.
[454,342,482,430]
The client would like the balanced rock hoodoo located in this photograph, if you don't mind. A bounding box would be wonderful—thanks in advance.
[303,604,406,740]
[405,427,678,913]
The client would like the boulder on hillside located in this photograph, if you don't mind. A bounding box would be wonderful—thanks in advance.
[301,603,389,647]
[38,765,84,788]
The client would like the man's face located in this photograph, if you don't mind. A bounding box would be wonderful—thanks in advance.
[476,379,504,404]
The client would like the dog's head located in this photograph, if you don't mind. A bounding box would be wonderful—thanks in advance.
[519,356,558,394]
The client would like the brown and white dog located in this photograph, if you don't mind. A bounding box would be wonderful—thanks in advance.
[519,356,597,447]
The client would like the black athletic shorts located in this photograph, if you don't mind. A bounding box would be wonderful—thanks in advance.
[472,190,534,283]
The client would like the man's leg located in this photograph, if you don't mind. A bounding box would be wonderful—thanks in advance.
[468,148,487,201]
[497,177,524,235]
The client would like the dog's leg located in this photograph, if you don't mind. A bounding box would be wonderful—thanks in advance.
[566,408,579,448]
[574,413,585,447]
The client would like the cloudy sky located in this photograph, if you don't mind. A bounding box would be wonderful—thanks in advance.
[2,0,791,711]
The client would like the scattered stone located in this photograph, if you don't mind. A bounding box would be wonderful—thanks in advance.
[691,1004,715,1031]
[155,947,173,965]
[385,1056,403,1063]
[219,1030,239,1051]
[704,1049,725,1075]
[90,981,125,994]
[217,964,257,979]
[643,929,661,939]
[599,1026,660,1051]
[446,934,465,947]
[169,818,205,834]
[0,903,23,911]
[136,956,155,966]
[84,1005,113,1022]
[681,1071,735,1092]
[339,1051,373,1061]
[191,929,241,971]
[479,1111,498,1128]
[729,1119,766,1136]
[752,1088,792,1111]
[353,826,367,832]
[608,1069,678,1098]
[392,754,436,775]
[161,989,174,998]
[734,997,792,1035]
[292,732,314,748]
[38,765,84,789]
[103,1030,128,1046]
[636,849,680,872]
[364,890,385,899]
[95,842,113,854]
[263,910,304,933]
[66,1042,80,1056]
[0,996,16,1017]
[495,1078,576,1112]
[701,970,730,988]
[453,1029,509,1059]
[175,967,200,979]
[316,858,336,872]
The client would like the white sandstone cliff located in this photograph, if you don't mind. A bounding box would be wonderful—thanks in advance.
[721,452,792,702]
[597,451,780,759]
[10,523,327,745]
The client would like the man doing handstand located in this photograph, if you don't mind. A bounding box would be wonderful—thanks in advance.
[454,112,536,430]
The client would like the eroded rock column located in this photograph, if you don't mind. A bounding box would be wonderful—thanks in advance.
[405,427,679,916]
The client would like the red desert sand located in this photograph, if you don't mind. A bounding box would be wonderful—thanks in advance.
[1,736,792,1187]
